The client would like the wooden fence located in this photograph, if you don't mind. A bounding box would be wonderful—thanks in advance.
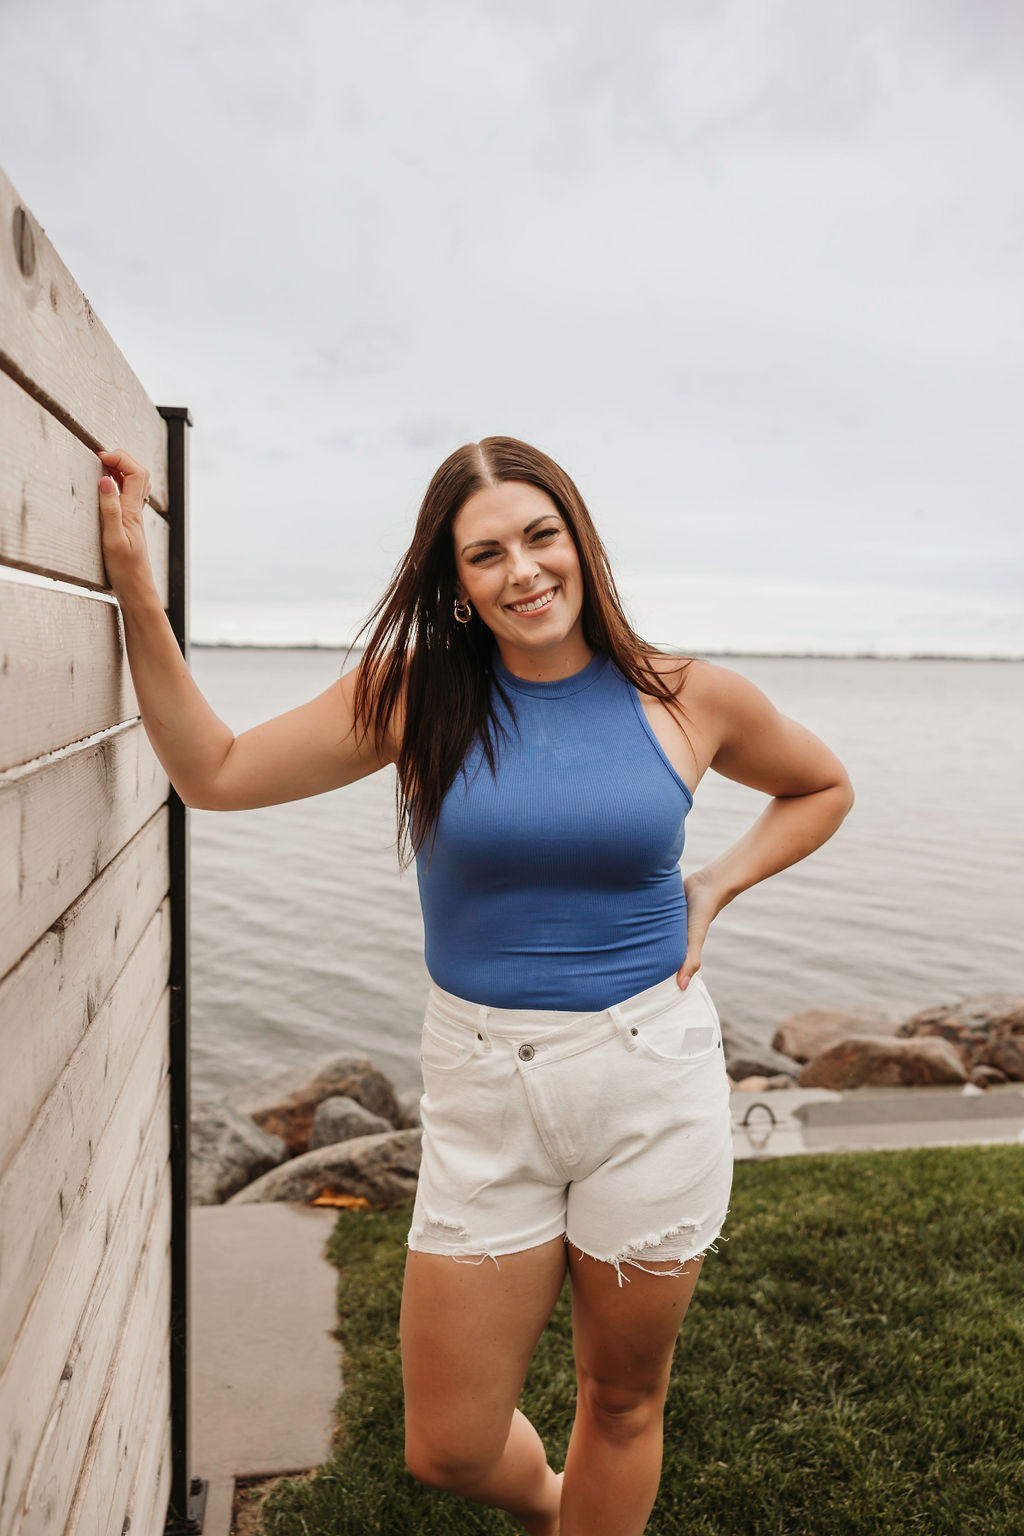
[0,168,198,1534]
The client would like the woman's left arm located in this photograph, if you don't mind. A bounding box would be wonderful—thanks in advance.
[677,661,856,987]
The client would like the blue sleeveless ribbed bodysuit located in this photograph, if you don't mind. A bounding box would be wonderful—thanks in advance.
[414,650,693,1010]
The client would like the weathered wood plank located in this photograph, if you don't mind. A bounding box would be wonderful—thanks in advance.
[0,906,171,1373]
[0,369,169,599]
[108,1353,171,1536]
[0,167,168,509]
[61,1175,172,1536]
[0,807,168,1179]
[0,580,139,769]
[0,722,169,976]
[0,996,169,1532]
[18,1156,171,1536]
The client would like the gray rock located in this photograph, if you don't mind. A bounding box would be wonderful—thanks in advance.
[190,1101,289,1205]
[309,1094,393,1150]
[798,1035,968,1090]
[227,1127,423,1207]
[724,1043,802,1081]
[223,1053,401,1153]
[395,1087,423,1129]
[772,1007,897,1064]
[721,1016,801,1081]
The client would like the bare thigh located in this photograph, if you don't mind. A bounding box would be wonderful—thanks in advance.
[569,1248,706,1408]
[401,1236,568,1473]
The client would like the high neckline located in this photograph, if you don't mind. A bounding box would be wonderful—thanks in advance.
[492,649,609,697]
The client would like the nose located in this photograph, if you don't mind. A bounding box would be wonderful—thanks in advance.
[507,541,541,586]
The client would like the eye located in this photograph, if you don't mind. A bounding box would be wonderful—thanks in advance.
[532,527,558,542]
[469,549,497,565]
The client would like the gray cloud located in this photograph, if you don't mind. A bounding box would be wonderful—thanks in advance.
[1,0,1021,651]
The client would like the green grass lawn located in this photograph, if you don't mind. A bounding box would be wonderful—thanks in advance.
[250,1144,1024,1535]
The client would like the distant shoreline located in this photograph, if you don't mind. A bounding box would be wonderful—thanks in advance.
[189,642,1023,662]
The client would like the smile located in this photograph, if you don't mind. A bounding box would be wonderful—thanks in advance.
[506,587,557,615]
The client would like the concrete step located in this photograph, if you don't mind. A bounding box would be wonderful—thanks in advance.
[732,1082,1024,1159]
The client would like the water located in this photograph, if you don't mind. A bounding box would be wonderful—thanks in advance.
[188,649,1023,1103]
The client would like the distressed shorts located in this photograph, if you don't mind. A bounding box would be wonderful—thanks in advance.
[407,969,734,1285]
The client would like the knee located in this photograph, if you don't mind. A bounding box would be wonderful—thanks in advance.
[578,1372,668,1444]
[404,1434,496,1493]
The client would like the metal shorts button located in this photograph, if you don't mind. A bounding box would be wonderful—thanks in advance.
[518,1043,535,1062]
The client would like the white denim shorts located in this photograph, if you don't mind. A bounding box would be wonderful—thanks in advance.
[407,969,734,1285]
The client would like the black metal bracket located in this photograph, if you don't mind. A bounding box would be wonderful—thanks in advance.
[163,1477,208,1535]
[157,406,201,1534]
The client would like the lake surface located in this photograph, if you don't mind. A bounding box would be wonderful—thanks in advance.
[188,649,1023,1102]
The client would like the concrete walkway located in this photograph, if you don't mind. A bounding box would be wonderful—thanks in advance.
[187,1083,1024,1534]
[732,1081,1024,1160]
[190,1202,343,1536]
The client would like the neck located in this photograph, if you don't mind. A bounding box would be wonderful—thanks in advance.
[495,635,595,683]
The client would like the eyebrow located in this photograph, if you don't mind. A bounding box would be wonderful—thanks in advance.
[461,514,560,554]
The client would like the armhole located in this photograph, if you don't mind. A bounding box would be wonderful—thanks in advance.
[627,685,694,807]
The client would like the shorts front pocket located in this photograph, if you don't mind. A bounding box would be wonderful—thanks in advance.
[420,1008,481,1073]
[632,979,722,1066]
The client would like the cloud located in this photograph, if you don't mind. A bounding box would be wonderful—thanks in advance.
[1,0,1021,649]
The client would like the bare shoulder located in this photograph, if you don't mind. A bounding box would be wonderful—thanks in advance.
[670,655,766,717]
[678,657,853,799]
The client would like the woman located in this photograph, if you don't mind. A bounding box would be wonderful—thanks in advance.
[97,435,853,1536]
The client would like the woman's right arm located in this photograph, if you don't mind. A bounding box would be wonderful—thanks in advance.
[98,448,395,811]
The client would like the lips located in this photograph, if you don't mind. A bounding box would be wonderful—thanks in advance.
[505,585,558,615]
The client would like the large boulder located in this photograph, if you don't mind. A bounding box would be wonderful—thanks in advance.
[223,1053,401,1153]
[798,1034,968,1090]
[227,1127,423,1207]
[191,1101,290,1205]
[309,1094,393,1149]
[772,1007,897,1064]
[898,995,1024,1073]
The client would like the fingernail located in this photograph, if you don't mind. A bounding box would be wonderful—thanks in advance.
[99,476,117,492]
[679,974,690,990]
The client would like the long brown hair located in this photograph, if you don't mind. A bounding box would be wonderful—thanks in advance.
[351,436,694,865]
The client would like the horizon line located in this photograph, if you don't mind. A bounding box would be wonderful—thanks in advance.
[188,641,1024,662]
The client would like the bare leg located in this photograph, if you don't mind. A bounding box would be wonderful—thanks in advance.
[401,1236,568,1535]
[560,1249,706,1536]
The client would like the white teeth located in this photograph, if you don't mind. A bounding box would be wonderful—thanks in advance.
[509,589,556,614]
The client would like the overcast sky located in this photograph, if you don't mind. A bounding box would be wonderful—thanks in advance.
[2,0,1021,653]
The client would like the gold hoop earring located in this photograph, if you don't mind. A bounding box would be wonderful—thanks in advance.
[453,598,472,624]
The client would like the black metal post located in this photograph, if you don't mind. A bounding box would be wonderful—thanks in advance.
[157,407,206,1535]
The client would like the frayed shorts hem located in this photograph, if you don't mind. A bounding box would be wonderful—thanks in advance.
[406,1214,568,1267]
[406,1211,731,1289]
[566,1214,730,1287]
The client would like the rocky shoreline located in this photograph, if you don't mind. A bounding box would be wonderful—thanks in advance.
[190,992,1024,1208]
[728,992,1024,1093]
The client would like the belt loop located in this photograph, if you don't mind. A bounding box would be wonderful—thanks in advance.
[476,1004,494,1053]
[608,1003,639,1051]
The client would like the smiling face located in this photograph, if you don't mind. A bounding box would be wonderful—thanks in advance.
[452,480,593,680]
